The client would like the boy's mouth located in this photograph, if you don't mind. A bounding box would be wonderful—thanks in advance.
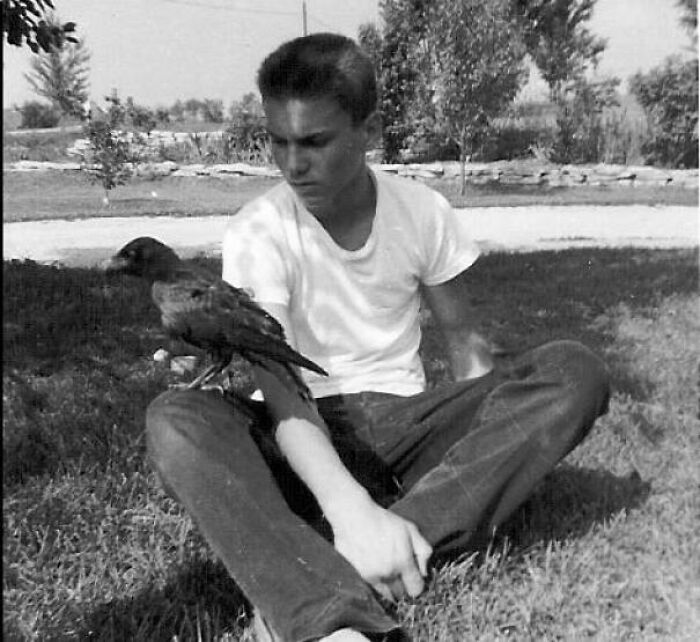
[291,183,322,197]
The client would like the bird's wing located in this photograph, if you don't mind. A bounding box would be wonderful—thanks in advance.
[152,277,326,375]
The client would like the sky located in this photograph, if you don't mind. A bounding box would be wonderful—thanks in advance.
[2,0,695,110]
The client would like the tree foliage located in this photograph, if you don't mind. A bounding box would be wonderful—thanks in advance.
[2,0,76,52]
[375,0,432,162]
[676,0,698,36]
[166,97,226,123]
[552,76,620,164]
[371,0,526,175]
[82,96,134,203]
[627,1,698,168]
[427,0,526,191]
[510,0,606,103]
[630,56,698,168]
[24,12,89,119]
[125,96,156,133]
[357,21,383,92]
[201,98,224,123]
[17,99,59,128]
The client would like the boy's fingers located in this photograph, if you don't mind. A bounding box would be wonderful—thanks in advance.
[400,563,425,598]
[371,581,395,603]
[408,525,433,577]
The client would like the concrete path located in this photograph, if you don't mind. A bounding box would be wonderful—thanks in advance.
[3,205,698,267]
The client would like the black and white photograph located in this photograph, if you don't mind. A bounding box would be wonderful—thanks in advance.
[3,1,698,640]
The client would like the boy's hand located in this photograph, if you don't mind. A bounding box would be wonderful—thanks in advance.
[328,495,432,601]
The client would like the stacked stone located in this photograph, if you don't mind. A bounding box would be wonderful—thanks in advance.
[7,155,699,190]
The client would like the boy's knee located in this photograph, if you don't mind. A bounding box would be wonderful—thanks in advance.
[547,340,611,414]
[145,388,250,470]
[145,389,197,469]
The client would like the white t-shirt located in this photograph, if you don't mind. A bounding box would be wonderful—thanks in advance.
[222,170,480,398]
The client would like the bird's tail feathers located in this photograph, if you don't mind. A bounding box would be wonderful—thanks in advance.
[285,349,328,377]
[246,336,327,377]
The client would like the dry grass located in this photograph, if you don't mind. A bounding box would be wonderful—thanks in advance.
[2,171,279,222]
[3,170,697,225]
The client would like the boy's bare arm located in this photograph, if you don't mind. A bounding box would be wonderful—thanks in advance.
[422,273,495,381]
[252,303,432,600]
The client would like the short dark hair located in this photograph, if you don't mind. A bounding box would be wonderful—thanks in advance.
[257,33,377,125]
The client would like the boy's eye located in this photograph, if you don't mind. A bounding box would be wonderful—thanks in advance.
[304,136,327,148]
[269,134,329,148]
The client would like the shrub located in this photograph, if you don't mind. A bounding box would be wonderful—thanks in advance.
[125,97,156,134]
[18,100,60,129]
[630,56,699,168]
[597,107,648,166]
[3,130,83,163]
[551,77,621,164]
[201,99,224,123]
[480,120,554,161]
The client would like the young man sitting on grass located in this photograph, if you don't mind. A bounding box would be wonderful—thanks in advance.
[146,33,611,642]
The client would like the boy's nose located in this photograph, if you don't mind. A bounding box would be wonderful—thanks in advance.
[286,144,309,178]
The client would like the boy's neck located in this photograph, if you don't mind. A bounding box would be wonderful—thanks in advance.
[316,168,376,251]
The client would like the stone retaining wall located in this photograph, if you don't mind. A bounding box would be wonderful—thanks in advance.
[6,158,699,190]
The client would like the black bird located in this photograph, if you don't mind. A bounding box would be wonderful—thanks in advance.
[104,236,327,401]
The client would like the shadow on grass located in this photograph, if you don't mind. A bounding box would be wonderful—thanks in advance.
[3,259,162,375]
[80,559,248,641]
[420,247,698,402]
[4,248,696,485]
[75,464,651,641]
[482,464,650,556]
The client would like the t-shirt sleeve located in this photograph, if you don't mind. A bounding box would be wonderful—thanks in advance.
[419,190,480,286]
[221,203,291,306]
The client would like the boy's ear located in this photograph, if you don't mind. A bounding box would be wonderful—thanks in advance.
[363,111,382,149]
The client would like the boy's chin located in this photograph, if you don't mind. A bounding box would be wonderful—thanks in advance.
[297,194,329,218]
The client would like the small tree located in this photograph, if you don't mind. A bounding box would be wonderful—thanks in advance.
[428,0,527,192]
[82,96,133,205]
[24,13,89,119]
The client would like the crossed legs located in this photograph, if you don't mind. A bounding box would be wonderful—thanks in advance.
[145,340,610,640]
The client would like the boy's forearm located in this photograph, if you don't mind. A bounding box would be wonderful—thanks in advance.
[446,329,494,381]
[253,365,372,523]
[253,367,432,597]
[275,415,373,522]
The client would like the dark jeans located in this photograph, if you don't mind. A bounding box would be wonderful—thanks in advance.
[146,340,610,641]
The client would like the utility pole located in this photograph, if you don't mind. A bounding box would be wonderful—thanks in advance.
[302,0,308,35]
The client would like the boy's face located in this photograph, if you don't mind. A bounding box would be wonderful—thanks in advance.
[264,96,379,221]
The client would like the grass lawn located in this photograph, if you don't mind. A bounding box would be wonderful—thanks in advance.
[3,169,698,223]
[3,247,699,640]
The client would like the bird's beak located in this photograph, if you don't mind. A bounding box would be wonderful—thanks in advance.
[101,255,128,273]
